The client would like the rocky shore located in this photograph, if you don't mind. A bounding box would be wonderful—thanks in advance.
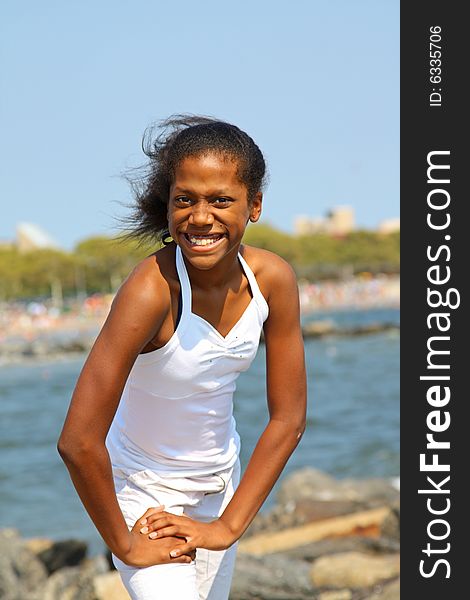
[0,321,399,366]
[0,468,399,599]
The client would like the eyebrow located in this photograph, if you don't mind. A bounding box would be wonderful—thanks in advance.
[172,187,234,197]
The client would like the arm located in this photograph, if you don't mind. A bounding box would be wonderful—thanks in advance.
[142,255,307,555]
[58,258,194,566]
[218,257,307,537]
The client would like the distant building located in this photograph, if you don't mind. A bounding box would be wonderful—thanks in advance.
[16,222,59,252]
[294,205,355,236]
[377,218,400,234]
[293,215,325,236]
[326,206,355,235]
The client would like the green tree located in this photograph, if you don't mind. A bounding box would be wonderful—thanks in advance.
[0,247,76,301]
[0,226,399,301]
[74,236,158,293]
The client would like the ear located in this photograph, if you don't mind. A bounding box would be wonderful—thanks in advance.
[249,192,262,223]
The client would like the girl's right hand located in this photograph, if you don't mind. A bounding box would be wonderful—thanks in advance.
[119,516,196,568]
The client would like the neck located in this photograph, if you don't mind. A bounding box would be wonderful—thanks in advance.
[182,244,242,291]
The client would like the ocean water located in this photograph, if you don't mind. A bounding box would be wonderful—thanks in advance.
[0,308,399,554]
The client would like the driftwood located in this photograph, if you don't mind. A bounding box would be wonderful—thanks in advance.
[238,506,390,556]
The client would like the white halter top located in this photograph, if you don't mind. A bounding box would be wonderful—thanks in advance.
[106,245,269,477]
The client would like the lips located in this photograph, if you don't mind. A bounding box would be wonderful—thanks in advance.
[183,233,225,247]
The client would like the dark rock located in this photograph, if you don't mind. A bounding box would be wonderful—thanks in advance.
[293,498,367,523]
[301,322,399,339]
[278,536,400,563]
[230,552,316,600]
[38,539,88,574]
[244,503,300,537]
[56,340,89,353]
[302,321,336,337]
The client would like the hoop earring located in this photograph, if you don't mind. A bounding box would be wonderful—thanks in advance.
[161,230,174,246]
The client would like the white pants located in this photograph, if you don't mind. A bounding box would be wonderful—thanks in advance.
[112,459,240,600]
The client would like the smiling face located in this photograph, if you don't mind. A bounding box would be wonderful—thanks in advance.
[168,153,262,271]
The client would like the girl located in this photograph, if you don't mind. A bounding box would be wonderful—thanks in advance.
[58,115,306,600]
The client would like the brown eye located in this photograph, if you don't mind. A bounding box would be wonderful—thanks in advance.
[174,196,191,206]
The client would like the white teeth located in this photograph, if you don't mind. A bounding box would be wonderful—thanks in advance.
[187,235,222,246]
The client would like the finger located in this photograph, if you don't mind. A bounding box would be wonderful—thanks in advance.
[170,542,196,558]
[173,555,193,564]
[146,512,185,526]
[144,514,170,528]
[138,505,165,526]
[140,514,165,533]
[143,516,182,533]
[148,526,180,539]
[143,515,180,532]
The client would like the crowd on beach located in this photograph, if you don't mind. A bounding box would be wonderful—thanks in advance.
[0,274,399,346]
[0,294,113,344]
[298,274,399,313]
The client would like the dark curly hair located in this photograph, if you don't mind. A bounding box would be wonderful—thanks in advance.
[123,114,267,244]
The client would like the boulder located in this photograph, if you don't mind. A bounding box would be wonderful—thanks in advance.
[293,498,366,523]
[277,468,343,504]
[246,498,367,539]
[317,591,352,600]
[337,479,399,507]
[302,321,336,336]
[380,503,400,542]
[244,504,299,537]
[280,536,400,562]
[24,538,55,555]
[362,578,400,599]
[277,468,399,509]
[36,554,111,600]
[38,566,96,600]
[94,571,129,600]
[83,553,110,577]
[0,529,48,600]
[310,552,400,589]
[230,553,315,600]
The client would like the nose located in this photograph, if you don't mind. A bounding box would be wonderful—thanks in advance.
[188,201,214,227]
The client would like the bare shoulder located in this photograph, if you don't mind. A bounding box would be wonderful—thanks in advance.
[240,244,297,303]
[110,244,176,317]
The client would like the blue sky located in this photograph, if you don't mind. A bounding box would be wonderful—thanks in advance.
[1,0,399,250]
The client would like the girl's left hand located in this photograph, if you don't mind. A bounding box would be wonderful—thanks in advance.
[137,507,235,556]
